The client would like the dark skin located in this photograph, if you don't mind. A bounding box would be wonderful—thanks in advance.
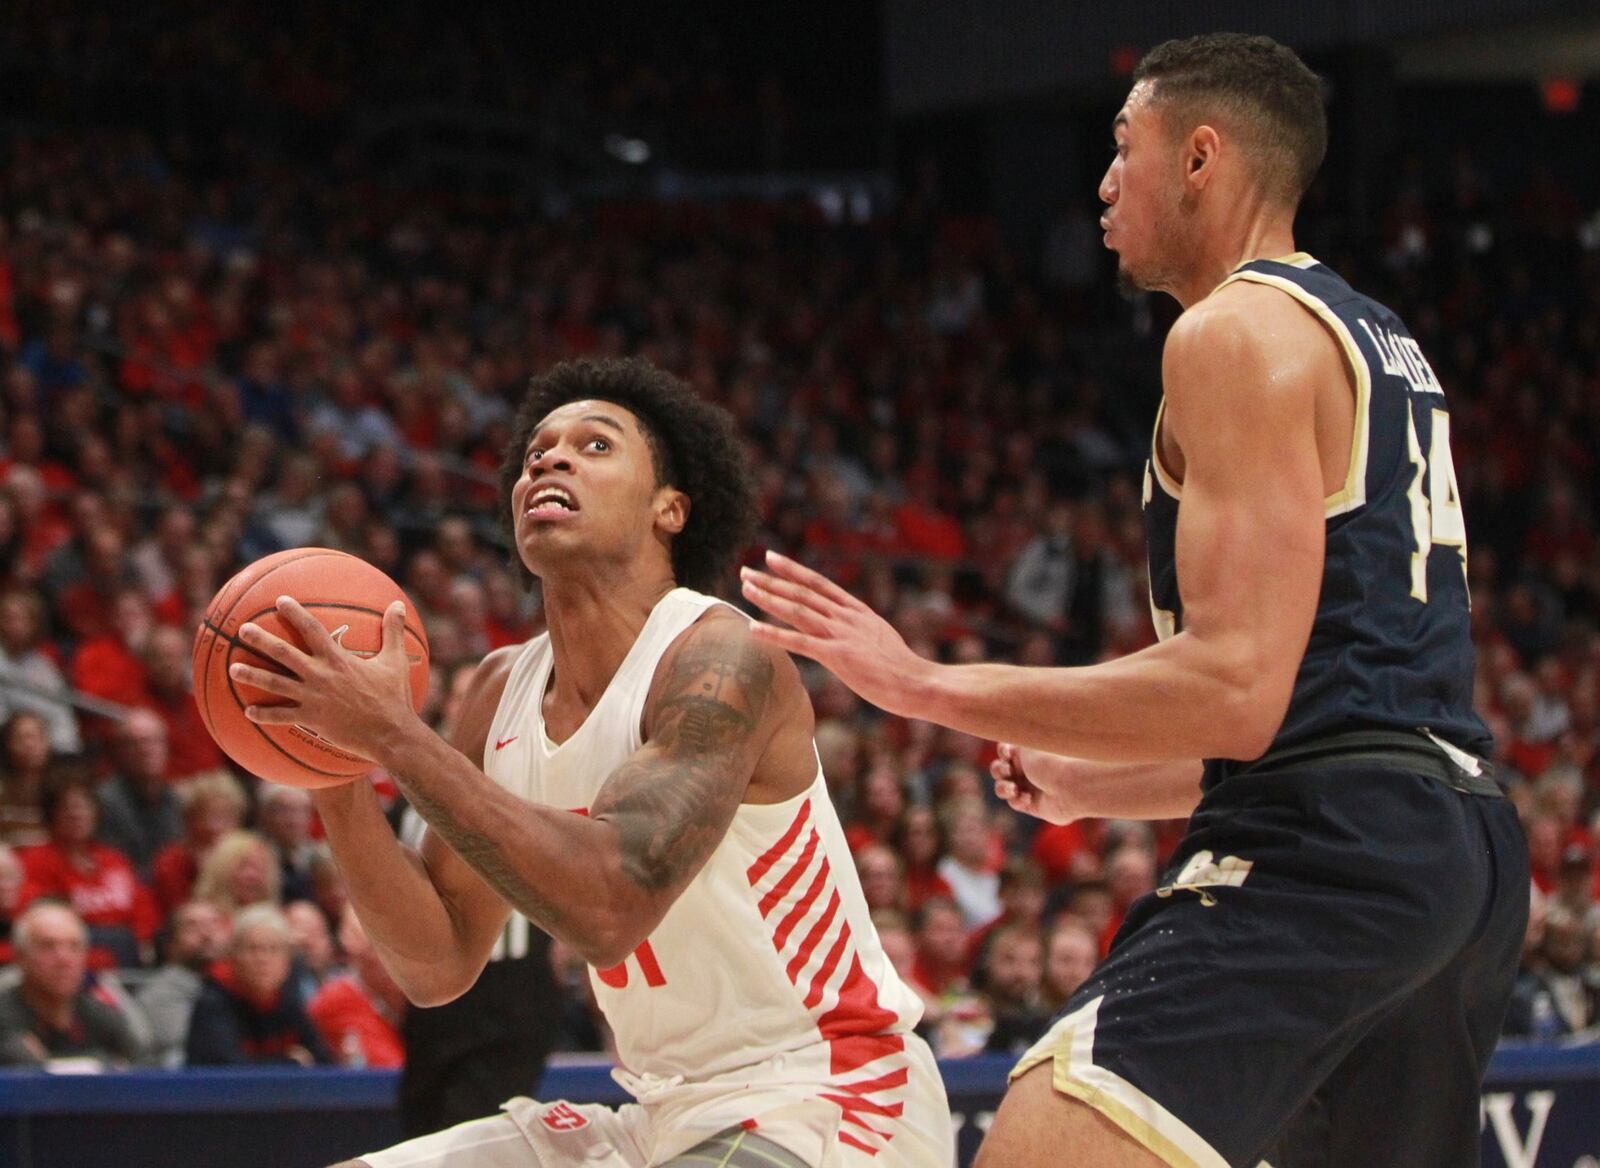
[229,401,814,1004]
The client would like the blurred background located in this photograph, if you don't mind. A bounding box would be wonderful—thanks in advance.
[0,1,1597,1165]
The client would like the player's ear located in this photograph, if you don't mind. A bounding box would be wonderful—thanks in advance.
[1186,124,1221,190]
[654,486,690,537]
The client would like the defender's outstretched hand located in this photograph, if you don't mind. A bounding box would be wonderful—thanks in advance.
[229,597,418,760]
[741,551,931,716]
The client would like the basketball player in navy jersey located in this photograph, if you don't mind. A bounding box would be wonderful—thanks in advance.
[742,33,1526,1168]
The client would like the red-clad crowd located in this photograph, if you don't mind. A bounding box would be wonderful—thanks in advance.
[0,75,1597,1068]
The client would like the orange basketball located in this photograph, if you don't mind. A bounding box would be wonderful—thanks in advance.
[191,548,430,788]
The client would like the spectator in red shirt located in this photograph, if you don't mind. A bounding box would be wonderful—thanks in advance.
[69,587,154,726]
[843,756,905,852]
[17,777,160,968]
[140,624,226,781]
[482,569,534,648]
[51,523,137,643]
[910,896,969,998]
[854,842,908,914]
[5,465,73,583]
[149,771,248,914]
[309,905,406,1068]
[1029,817,1111,887]
[892,480,967,561]
[1099,843,1158,955]
[965,857,1047,969]
[891,803,954,911]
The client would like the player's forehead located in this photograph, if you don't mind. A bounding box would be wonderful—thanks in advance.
[1113,80,1162,137]
[528,399,642,444]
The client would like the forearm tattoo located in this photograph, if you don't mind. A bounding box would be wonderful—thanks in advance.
[394,772,570,936]
[591,622,776,893]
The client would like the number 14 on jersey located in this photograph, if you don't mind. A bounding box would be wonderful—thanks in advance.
[1405,407,1468,603]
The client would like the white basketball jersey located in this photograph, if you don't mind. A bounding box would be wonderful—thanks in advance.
[482,589,925,1114]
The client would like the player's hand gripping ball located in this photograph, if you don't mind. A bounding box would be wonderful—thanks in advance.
[192,548,430,788]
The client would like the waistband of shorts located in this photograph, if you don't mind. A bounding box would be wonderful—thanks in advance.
[1206,728,1502,797]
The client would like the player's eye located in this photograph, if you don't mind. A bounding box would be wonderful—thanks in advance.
[526,448,544,464]
[587,438,610,453]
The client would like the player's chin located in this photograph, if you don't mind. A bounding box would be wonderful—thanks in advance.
[1115,260,1152,297]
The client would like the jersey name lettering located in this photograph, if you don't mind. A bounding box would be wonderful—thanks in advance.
[1358,319,1443,395]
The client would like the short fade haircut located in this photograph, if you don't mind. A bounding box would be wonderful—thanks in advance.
[1133,33,1327,204]
[499,358,756,593]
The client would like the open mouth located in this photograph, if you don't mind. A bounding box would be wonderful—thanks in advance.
[525,485,580,521]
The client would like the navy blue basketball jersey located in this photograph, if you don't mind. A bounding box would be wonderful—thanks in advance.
[1143,252,1491,770]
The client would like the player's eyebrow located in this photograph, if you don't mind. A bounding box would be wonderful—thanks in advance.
[527,412,628,453]
[1112,112,1129,132]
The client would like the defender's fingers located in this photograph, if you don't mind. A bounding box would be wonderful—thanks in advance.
[747,621,824,662]
[762,551,862,611]
[740,566,841,620]
[229,663,301,696]
[741,577,835,636]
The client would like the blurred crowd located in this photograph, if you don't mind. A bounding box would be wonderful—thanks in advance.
[0,83,1598,1070]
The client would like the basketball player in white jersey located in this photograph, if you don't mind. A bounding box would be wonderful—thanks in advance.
[227,357,953,1168]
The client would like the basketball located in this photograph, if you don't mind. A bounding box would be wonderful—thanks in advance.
[191,548,431,788]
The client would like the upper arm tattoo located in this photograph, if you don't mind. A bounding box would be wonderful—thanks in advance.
[590,621,777,895]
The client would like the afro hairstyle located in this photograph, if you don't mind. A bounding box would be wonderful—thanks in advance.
[498,357,756,593]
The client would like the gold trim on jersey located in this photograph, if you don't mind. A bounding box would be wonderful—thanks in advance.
[1214,264,1372,519]
[1148,398,1185,500]
[1256,250,1315,269]
[1011,995,1231,1168]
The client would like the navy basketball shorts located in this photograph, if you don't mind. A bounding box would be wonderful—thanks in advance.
[1012,762,1528,1168]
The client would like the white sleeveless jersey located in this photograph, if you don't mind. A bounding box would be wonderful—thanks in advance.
[483,589,926,1118]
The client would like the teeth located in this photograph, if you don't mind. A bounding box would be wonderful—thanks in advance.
[530,487,574,510]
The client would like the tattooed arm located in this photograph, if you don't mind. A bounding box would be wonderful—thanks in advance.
[367,610,805,977]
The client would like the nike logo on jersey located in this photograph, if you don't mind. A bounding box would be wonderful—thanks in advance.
[494,735,519,751]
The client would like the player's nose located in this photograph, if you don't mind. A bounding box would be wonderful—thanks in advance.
[1098,163,1117,205]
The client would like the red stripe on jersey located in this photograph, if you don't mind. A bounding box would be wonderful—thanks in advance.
[819,953,908,1056]
[771,856,831,952]
[838,1131,879,1156]
[804,925,852,1009]
[786,890,842,983]
[833,1067,909,1096]
[820,1093,906,1120]
[746,799,812,885]
[837,1111,894,1139]
[757,829,820,919]
[823,1030,905,1076]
